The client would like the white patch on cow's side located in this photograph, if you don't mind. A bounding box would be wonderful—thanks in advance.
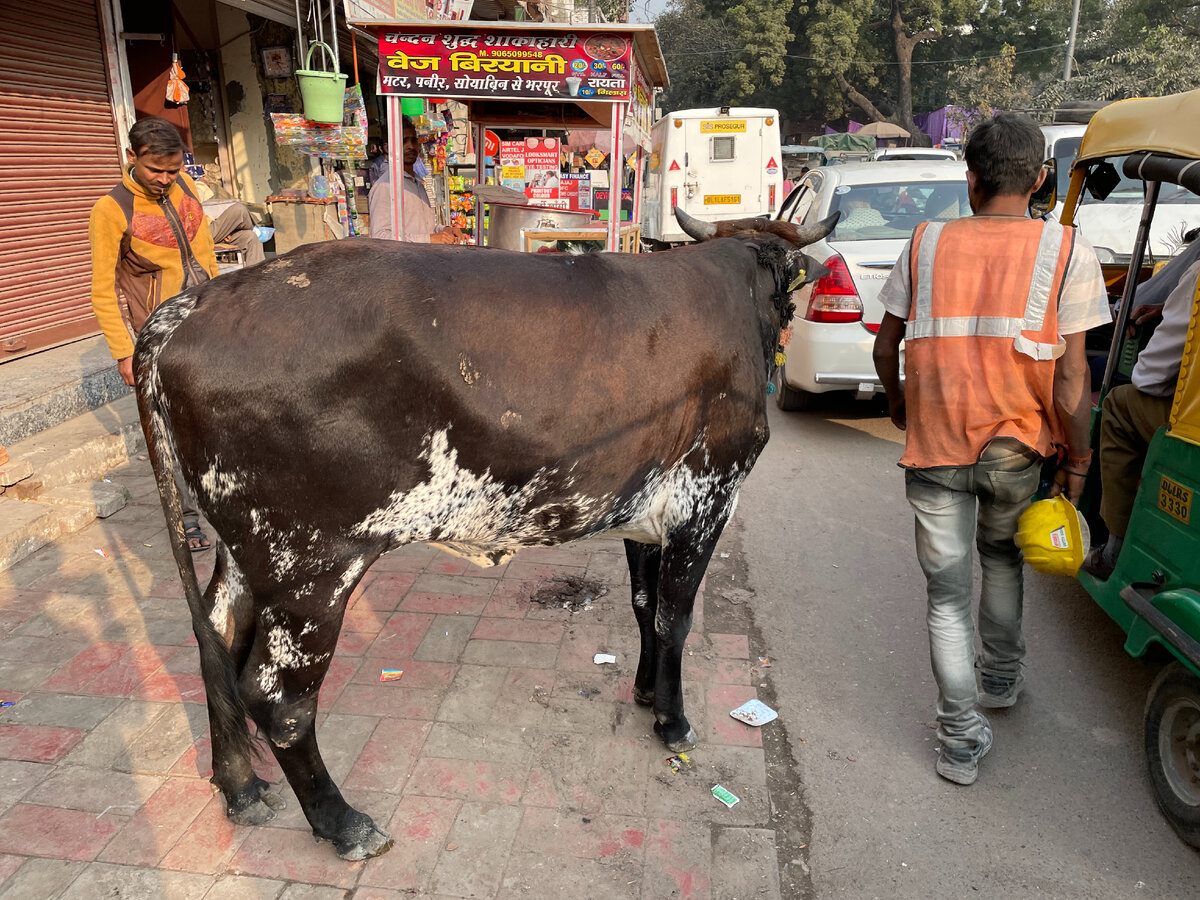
[286,273,311,288]
[199,456,245,502]
[333,557,367,605]
[264,258,293,272]
[300,621,317,637]
[350,428,609,567]
[257,624,332,704]
[459,355,481,386]
[209,552,249,646]
[500,410,521,429]
[432,318,437,328]
[249,508,266,536]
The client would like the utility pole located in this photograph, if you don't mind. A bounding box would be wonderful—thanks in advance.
[1063,0,1082,80]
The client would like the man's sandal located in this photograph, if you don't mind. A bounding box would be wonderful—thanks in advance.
[184,523,212,553]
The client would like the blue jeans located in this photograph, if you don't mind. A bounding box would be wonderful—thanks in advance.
[905,440,1042,748]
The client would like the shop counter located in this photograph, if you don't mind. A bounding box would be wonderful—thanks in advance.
[266,196,343,253]
[521,224,641,254]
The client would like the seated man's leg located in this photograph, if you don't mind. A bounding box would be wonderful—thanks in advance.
[1098,384,1174,539]
[210,203,265,265]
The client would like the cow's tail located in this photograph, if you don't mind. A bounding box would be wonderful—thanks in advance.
[133,344,257,766]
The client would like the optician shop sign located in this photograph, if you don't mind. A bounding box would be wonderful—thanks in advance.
[378,27,633,102]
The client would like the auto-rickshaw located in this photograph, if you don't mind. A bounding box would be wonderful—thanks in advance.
[1058,89,1200,848]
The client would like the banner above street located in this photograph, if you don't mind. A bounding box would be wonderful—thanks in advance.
[377,27,633,102]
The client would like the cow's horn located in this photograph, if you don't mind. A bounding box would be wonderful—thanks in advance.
[673,207,718,242]
[790,211,842,247]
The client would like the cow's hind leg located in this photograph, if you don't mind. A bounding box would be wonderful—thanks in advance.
[625,539,661,707]
[204,546,286,826]
[238,573,393,860]
[650,522,728,753]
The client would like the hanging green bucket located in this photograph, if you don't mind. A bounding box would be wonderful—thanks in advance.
[295,42,347,124]
[400,98,425,116]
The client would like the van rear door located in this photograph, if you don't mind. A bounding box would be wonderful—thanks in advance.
[679,115,777,220]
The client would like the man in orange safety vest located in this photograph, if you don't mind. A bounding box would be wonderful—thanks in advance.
[872,113,1111,786]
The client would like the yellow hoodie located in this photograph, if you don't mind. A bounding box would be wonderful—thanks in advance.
[89,167,219,360]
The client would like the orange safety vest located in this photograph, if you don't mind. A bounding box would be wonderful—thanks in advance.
[901,216,1076,468]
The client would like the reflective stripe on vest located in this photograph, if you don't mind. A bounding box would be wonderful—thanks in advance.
[908,218,1068,360]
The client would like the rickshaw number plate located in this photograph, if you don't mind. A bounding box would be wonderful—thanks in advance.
[1157,476,1192,525]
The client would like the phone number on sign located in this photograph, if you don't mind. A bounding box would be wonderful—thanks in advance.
[484,49,546,58]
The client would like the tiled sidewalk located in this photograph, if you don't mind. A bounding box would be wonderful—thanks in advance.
[0,460,782,899]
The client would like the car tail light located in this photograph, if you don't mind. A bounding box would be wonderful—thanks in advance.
[804,255,863,323]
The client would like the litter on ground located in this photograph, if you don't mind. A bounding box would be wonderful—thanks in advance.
[379,669,403,682]
[730,698,778,727]
[593,653,616,665]
[711,784,739,808]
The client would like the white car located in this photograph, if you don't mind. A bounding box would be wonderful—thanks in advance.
[872,147,959,162]
[776,161,970,410]
[1044,124,1200,263]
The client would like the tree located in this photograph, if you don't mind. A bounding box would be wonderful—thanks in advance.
[722,0,795,102]
[944,44,1033,129]
[654,0,741,111]
[803,0,973,134]
[1035,0,1200,106]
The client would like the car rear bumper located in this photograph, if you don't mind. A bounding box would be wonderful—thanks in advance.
[784,320,892,397]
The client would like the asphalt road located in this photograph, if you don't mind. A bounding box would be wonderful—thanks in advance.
[728,395,1200,899]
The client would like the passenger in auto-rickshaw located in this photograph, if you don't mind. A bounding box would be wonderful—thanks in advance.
[1084,255,1200,578]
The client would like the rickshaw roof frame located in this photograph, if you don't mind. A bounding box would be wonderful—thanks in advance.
[1072,89,1200,170]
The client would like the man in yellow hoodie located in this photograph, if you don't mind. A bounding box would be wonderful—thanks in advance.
[90,116,218,551]
[89,116,218,386]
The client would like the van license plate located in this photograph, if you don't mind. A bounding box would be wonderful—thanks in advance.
[704,194,741,205]
[1158,476,1192,524]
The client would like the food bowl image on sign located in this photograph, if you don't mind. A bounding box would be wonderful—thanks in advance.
[583,33,628,61]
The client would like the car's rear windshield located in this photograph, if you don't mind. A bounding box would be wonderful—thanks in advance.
[1052,136,1197,204]
[829,181,970,242]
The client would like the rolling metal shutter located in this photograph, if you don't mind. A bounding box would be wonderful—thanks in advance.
[0,0,123,358]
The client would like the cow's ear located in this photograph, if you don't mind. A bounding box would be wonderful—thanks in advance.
[787,251,829,290]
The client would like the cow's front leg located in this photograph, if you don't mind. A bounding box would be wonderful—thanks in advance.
[240,577,392,861]
[651,523,725,752]
[625,539,661,707]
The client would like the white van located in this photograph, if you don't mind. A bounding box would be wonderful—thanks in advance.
[643,107,784,244]
[1043,124,1200,263]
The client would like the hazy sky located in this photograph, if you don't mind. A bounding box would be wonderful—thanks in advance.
[628,0,670,22]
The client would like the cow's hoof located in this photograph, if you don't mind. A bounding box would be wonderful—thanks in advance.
[633,686,654,707]
[328,816,394,861]
[654,720,698,753]
[225,778,286,826]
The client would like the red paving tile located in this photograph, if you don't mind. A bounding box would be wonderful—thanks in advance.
[343,719,432,793]
[405,758,525,804]
[349,659,456,690]
[331,684,442,720]
[39,642,127,692]
[159,795,250,874]
[316,655,361,711]
[360,794,460,891]
[356,574,419,610]
[366,612,435,659]
[708,633,750,659]
[99,776,215,866]
[85,644,180,696]
[399,591,492,616]
[514,807,646,860]
[0,803,123,860]
[0,723,85,763]
[229,826,362,888]
[471,617,564,643]
[643,819,713,900]
[706,685,764,748]
[130,669,208,704]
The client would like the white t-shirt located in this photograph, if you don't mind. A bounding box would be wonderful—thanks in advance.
[1132,259,1200,397]
[879,224,1112,336]
[367,170,438,243]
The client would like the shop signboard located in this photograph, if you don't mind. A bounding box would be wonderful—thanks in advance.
[627,54,653,149]
[498,140,526,192]
[592,187,633,222]
[560,173,592,210]
[377,27,633,102]
[523,136,561,203]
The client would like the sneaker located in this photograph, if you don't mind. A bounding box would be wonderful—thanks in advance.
[936,723,993,786]
[978,671,1024,709]
[1080,546,1115,580]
